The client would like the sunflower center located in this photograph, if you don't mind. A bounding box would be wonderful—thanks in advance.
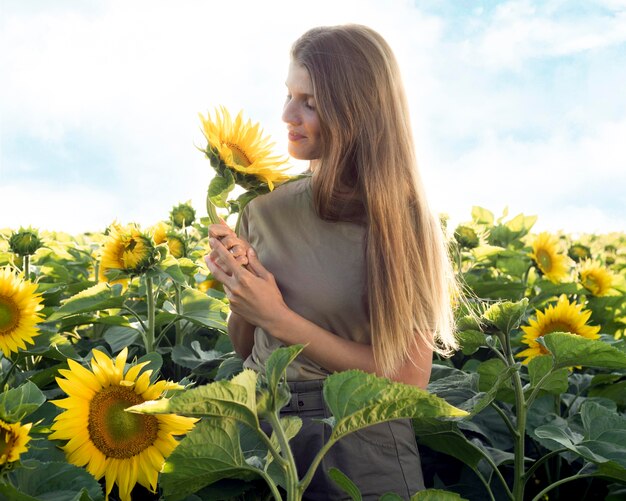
[0,296,18,335]
[542,321,575,336]
[227,144,252,167]
[536,249,553,272]
[88,385,158,459]
[582,274,599,293]
[0,425,15,459]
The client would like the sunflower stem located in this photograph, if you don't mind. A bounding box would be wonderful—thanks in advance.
[23,254,30,280]
[206,195,221,226]
[267,411,299,501]
[0,355,20,389]
[145,276,156,353]
[174,284,183,346]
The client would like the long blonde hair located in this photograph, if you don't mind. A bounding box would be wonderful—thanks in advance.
[292,25,458,377]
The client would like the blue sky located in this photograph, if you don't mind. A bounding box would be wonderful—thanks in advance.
[1,0,625,235]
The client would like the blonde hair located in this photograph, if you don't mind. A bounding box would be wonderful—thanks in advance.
[292,25,459,377]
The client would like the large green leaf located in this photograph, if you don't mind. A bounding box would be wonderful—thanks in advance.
[0,381,46,421]
[160,418,261,501]
[534,401,626,479]
[47,282,124,321]
[103,325,141,353]
[471,206,494,226]
[481,298,528,335]
[1,460,103,501]
[156,255,188,284]
[457,330,486,355]
[527,355,569,396]
[477,359,515,403]
[323,370,467,442]
[539,332,626,370]
[129,369,260,430]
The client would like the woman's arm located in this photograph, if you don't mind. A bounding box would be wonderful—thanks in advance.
[228,312,256,359]
[206,239,432,388]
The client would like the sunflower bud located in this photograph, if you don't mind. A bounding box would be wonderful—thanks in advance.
[568,243,591,262]
[454,225,479,249]
[166,233,186,259]
[8,228,43,257]
[170,202,196,228]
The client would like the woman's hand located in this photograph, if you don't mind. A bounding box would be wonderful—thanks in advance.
[205,239,290,333]
[208,219,251,266]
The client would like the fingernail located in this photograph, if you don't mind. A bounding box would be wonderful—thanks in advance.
[209,237,217,246]
[248,248,256,257]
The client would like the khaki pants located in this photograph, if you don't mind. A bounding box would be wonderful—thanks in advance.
[275,380,425,501]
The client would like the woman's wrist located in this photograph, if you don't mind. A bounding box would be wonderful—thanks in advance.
[261,303,296,343]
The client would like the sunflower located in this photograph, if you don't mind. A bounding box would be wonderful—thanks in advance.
[579,260,614,296]
[99,224,158,283]
[0,419,32,465]
[149,222,169,246]
[8,227,43,257]
[568,243,591,262]
[49,347,196,501]
[166,234,186,259]
[517,294,601,364]
[200,107,290,190]
[454,225,480,249]
[528,232,570,283]
[0,267,44,357]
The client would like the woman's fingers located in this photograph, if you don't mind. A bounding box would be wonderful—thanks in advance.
[208,223,234,239]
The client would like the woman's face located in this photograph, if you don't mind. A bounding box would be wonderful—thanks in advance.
[282,61,322,160]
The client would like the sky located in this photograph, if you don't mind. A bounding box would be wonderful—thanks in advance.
[1,0,625,236]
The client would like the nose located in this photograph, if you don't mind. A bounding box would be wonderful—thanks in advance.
[282,98,300,125]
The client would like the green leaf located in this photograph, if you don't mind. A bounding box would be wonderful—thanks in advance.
[328,467,362,501]
[265,344,305,406]
[22,331,80,361]
[172,342,223,370]
[209,170,236,208]
[129,369,260,430]
[103,325,141,353]
[413,419,486,469]
[137,352,163,382]
[540,332,626,370]
[477,359,514,402]
[471,206,494,226]
[0,381,46,421]
[527,355,569,396]
[2,460,104,501]
[457,330,486,355]
[47,282,124,321]
[481,298,528,335]
[323,370,467,443]
[160,418,261,501]
[589,380,626,407]
[156,255,188,284]
[180,287,227,330]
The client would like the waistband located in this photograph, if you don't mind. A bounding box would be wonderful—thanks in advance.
[281,379,325,414]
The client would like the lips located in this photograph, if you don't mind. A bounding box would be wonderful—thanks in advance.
[288,131,305,141]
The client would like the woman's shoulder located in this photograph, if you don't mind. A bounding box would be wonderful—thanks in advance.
[248,175,312,214]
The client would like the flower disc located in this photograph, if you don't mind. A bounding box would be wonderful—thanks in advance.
[528,232,570,283]
[0,267,44,357]
[50,348,196,501]
[99,224,158,283]
[0,419,32,464]
[517,294,601,364]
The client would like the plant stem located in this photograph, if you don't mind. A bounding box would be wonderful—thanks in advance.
[473,468,496,501]
[145,276,156,353]
[174,285,183,346]
[300,435,337,494]
[267,412,299,501]
[257,469,284,501]
[530,473,596,501]
[490,402,519,439]
[523,448,568,486]
[206,195,220,225]
[503,330,528,501]
[0,356,19,389]
[23,254,30,280]
[526,366,557,409]
[478,449,514,500]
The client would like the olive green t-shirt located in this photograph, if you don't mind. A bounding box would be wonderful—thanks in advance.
[237,176,370,380]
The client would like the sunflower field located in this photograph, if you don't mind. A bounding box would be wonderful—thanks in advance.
[1,109,626,501]
[1,203,625,501]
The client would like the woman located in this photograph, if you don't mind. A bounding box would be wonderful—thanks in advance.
[206,24,458,500]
